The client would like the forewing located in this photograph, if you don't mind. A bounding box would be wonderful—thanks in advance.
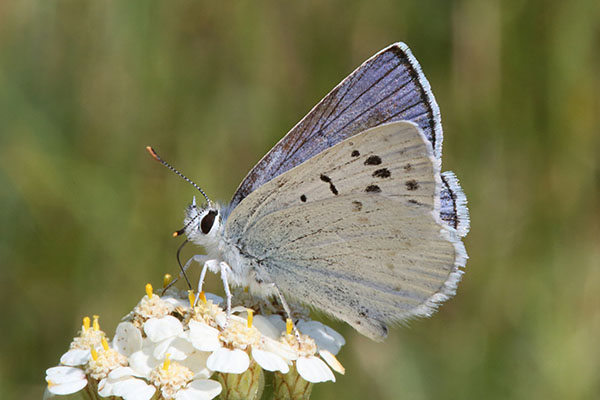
[230,43,443,209]
[225,122,466,340]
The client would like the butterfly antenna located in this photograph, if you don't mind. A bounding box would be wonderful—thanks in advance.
[146,146,212,207]
[172,212,200,238]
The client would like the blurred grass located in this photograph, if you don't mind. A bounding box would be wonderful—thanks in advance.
[1,0,599,399]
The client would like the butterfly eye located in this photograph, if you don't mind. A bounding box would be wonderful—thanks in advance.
[200,210,218,234]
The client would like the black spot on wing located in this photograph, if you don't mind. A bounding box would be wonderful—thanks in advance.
[364,155,382,165]
[351,150,360,157]
[406,180,419,191]
[365,185,381,193]
[320,174,339,195]
[408,199,425,206]
[300,194,307,202]
[373,168,391,178]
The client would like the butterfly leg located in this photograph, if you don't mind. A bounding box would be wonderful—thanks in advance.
[193,259,220,306]
[253,266,302,341]
[269,283,301,342]
[163,254,209,294]
[219,261,233,327]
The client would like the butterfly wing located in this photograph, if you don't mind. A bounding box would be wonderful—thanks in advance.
[224,122,466,340]
[230,42,443,208]
[440,171,470,237]
[230,42,469,236]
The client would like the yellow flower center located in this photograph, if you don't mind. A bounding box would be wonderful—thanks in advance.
[219,318,261,349]
[150,360,194,399]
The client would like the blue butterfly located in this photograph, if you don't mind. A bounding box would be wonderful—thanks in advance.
[148,43,469,340]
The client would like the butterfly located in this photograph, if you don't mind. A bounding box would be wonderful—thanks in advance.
[148,42,469,341]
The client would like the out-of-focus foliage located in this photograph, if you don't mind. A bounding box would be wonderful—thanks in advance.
[1,1,598,399]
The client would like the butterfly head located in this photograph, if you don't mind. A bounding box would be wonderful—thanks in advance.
[182,196,223,248]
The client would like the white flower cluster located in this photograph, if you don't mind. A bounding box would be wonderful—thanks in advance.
[45,283,345,400]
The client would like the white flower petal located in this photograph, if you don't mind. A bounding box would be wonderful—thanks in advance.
[109,379,136,396]
[252,315,281,340]
[188,320,222,351]
[162,294,189,309]
[46,366,86,384]
[319,350,345,374]
[297,320,345,355]
[98,377,114,397]
[99,376,125,397]
[99,368,156,400]
[115,377,156,400]
[251,348,289,373]
[144,316,183,342]
[262,337,297,361]
[181,351,212,379]
[153,336,194,361]
[47,378,88,395]
[207,348,250,374]
[46,367,87,395]
[266,314,286,333]
[129,348,159,377]
[108,366,136,379]
[60,349,90,366]
[114,322,143,356]
[152,336,173,360]
[296,356,335,383]
[175,379,222,400]
[215,313,227,328]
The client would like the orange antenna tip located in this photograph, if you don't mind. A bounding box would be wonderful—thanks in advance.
[173,227,186,237]
[146,146,160,161]
[144,146,212,207]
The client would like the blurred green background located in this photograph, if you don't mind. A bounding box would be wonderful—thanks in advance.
[1,0,599,399]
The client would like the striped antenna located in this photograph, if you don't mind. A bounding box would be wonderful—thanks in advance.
[172,211,200,238]
[146,146,212,207]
